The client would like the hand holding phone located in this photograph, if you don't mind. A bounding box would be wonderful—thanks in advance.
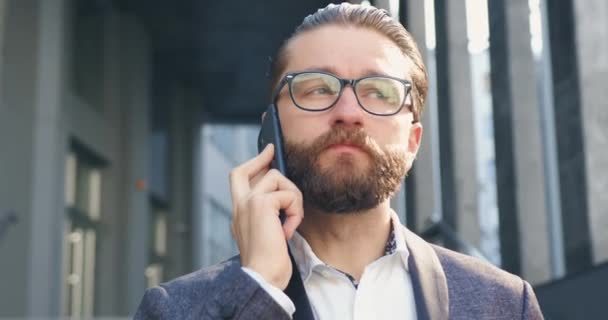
[229,104,304,290]
[258,104,289,223]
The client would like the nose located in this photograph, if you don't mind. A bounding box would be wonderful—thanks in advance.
[328,86,366,127]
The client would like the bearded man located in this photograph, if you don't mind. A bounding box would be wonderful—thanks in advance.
[135,3,544,320]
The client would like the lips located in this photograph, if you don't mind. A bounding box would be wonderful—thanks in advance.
[328,143,359,148]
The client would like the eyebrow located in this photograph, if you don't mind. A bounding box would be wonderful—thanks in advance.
[297,66,394,78]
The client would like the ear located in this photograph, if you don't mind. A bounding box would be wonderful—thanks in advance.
[407,122,423,162]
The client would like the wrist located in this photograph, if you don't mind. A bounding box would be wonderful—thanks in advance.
[242,262,290,290]
[242,267,296,317]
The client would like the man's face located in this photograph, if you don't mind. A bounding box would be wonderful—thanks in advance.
[274,25,423,213]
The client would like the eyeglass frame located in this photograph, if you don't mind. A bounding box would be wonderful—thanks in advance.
[271,70,413,116]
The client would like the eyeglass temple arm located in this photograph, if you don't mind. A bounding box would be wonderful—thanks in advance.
[270,78,289,104]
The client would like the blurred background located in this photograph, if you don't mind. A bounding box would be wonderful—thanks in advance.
[0,0,606,318]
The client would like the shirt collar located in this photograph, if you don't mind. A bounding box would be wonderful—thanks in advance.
[288,209,410,282]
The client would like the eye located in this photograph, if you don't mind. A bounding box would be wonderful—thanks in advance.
[368,90,387,100]
[291,73,340,99]
[360,88,389,100]
[310,87,333,95]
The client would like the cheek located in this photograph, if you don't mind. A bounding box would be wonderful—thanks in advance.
[279,110,325,145]
[371,121,409,147]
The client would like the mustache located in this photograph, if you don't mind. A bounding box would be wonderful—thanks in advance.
[309,126,383,157]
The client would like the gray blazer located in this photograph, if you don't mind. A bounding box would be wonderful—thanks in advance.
[134,226,544,319]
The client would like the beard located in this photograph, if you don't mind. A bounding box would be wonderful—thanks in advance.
[284,125,408,214]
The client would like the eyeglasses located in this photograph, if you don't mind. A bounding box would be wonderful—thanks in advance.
[272,71,412,116]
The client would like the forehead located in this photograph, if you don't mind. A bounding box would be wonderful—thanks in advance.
[283,25,413,80]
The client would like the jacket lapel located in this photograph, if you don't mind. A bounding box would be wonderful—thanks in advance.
[403,227,450,320]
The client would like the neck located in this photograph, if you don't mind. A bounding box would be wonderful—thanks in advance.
[297,200,393,281]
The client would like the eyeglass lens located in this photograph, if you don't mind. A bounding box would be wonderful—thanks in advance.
[290,72,406,115]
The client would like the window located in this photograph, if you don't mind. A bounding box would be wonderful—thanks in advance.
[62,144,105,318]
[145,197,169,288]
[209,125,237,161]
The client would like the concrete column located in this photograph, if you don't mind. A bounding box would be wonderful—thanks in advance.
[547,0,592,274]
[429,0,479,251]
[507,0,551,283]
[0,0,42,316]
[167,86,196,279]
[572,0,608,265]
[26,0,69,316]
[0,0,5,80]
[120,17,152,314]
[404,0,438,232]
[444,0,480,251]
[91,11,122,316]
[192,95,206,269]
[91,12,142,316]
[488,0,551,283]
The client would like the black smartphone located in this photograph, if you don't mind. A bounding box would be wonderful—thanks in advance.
[257,104,288,223]
[258,104,287,176]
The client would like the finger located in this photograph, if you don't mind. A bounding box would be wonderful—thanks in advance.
[230,144,274,202]
[282,207,304,240]
[251,168,301,195]
[281,189,304,239]
[249,167,270,189]
[265,190,304,239]
[264,190,303,215]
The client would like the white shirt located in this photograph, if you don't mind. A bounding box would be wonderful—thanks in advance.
[243,210,417,320]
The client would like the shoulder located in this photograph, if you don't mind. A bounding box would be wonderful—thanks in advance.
[135,256,289,320]
[160,256,242,295]
[431,245,542,319]
[134,256,281,319]
[432,244,522,292]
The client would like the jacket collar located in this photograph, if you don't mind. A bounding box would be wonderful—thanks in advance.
[284,225,449,320]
